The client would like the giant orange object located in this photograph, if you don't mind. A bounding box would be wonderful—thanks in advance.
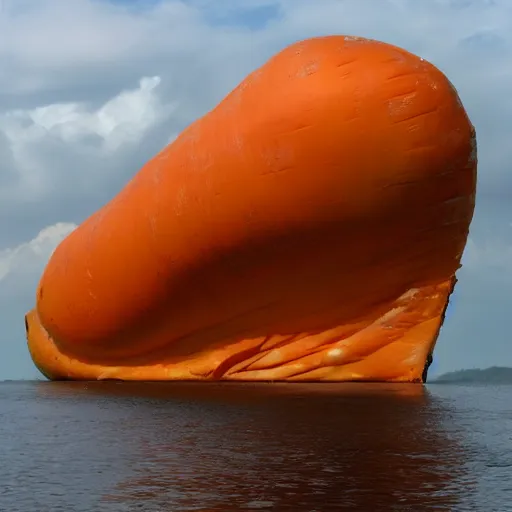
[25,36,477,382]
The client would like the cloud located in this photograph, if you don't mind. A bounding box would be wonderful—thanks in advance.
[0,222,76,289]
[6,76,167,149]
[0,72,177,248]
[1,0,511,378]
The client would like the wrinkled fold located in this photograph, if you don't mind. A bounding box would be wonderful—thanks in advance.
[25,35,477,382]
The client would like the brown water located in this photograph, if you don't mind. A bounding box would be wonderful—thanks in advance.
[0,381,511,511]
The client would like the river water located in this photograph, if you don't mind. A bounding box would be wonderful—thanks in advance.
[0,381,510,511]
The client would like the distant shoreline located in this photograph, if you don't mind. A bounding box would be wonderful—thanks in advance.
[431,366,512,384]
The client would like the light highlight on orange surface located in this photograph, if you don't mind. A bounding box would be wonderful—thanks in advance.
[25,35,477,382]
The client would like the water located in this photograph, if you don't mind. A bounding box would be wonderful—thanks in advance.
[0,381,511,511]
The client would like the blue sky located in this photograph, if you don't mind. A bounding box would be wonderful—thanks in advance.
[0,0,511,380]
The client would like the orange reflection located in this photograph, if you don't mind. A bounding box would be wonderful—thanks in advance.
[33,382,473,511]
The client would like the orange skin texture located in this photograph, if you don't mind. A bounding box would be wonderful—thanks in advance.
[25,35,477,382]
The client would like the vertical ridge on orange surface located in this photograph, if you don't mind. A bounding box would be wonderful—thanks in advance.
[25,35,477,383]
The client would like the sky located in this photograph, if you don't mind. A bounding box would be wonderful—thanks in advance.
[0,0,510,380]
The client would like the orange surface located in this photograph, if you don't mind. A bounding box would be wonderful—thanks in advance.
[25,35,477,382]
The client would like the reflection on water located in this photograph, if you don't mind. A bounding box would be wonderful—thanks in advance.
[31,382,472,511]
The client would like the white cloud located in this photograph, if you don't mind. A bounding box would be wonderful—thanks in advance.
[0,74,174,212]
[1,0,511,377]
[0,222,76,284]
[5,76,167,149]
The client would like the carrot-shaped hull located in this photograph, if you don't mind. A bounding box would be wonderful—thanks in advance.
[25,35,477,382]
